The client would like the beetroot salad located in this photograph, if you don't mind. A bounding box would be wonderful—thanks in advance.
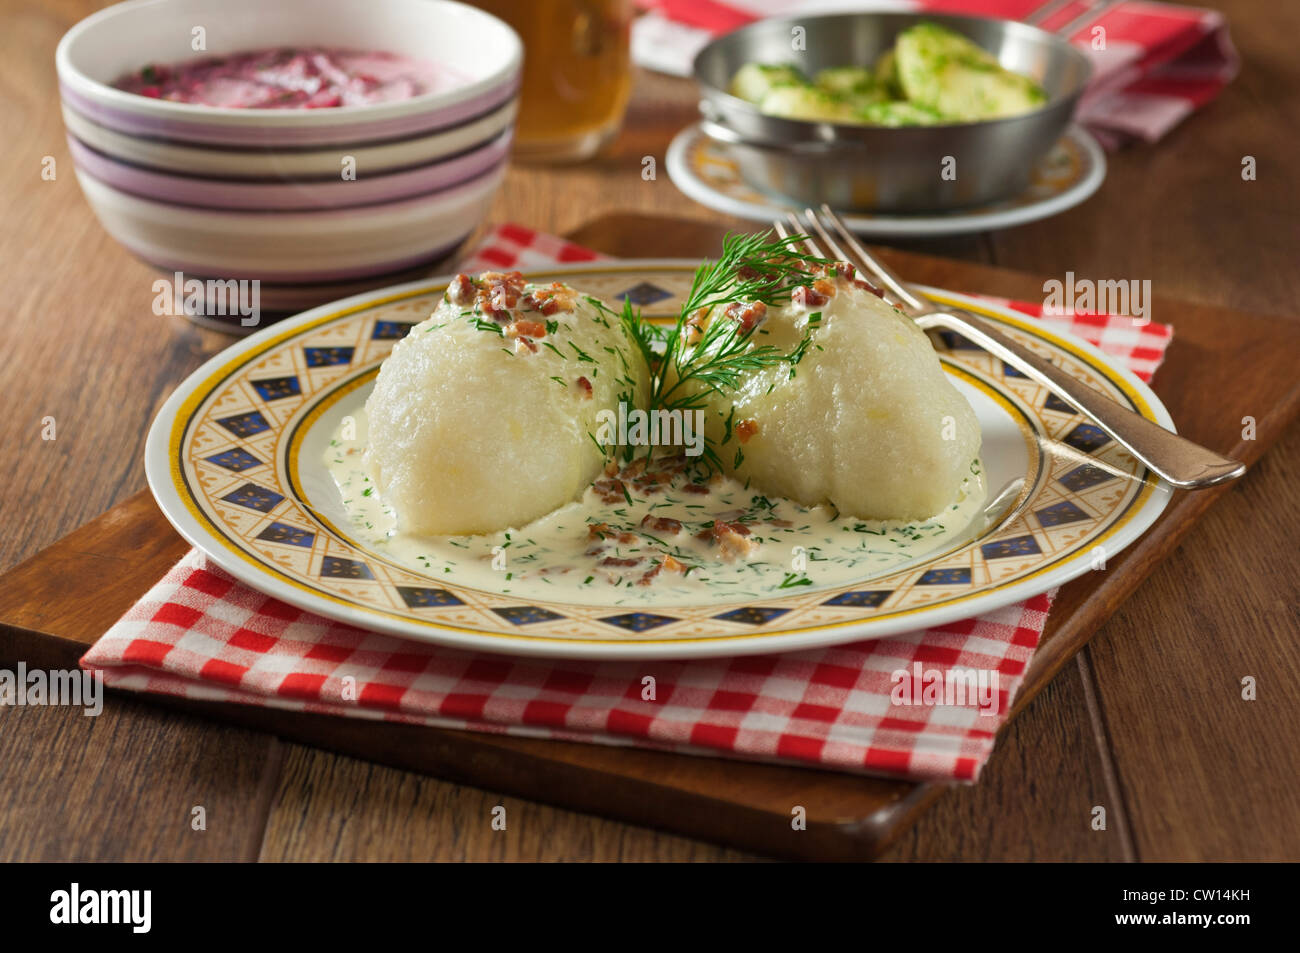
[113,47,460,108]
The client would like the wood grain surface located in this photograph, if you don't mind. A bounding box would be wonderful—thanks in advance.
[0,0,1297,862]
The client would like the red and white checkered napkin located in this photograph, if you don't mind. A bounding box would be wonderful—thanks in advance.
[81,224,1173,782]
[633,0,1238,147]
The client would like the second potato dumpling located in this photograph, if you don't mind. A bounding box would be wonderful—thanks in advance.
[365,271,650,536]
[680,265,981,521]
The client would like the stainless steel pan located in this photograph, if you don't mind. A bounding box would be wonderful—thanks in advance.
[692,12,1093,213]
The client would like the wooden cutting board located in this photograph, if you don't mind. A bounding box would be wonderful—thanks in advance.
[2,213,1297,861]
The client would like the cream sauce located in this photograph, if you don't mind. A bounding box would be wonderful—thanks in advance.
[325,412,986,608]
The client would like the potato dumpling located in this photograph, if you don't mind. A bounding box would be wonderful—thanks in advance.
[676,267,981,520]
[365,272,650,536]
[728,63,806,103]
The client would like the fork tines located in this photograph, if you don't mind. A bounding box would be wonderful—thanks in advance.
[776,205,925,313]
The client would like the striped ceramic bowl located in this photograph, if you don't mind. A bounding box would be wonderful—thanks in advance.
[56,0,521,325]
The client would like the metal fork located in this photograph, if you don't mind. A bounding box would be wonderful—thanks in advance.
[775,205,1246,489]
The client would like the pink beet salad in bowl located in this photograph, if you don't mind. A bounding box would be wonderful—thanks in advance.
[114,47,461,109]
[55,0,522,320]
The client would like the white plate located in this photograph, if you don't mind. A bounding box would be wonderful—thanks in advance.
[146,260,1171,660]
[666,123,1107,238]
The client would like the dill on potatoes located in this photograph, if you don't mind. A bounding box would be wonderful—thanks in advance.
[627,231,836,472]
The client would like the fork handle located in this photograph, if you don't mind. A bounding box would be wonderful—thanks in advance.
[925,309,1246,488]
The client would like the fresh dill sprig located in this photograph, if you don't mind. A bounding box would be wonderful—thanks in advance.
[654,231,830,408]
[643,230,834,471]
[616,294,661,374]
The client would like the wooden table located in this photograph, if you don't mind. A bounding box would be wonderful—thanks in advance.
[1,0,1296,861]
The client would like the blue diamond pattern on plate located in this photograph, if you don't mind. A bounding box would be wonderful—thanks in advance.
[1063,423,1111,453]
[396,586,465,608]
[304,346,355,368]
[250,376,301,402]
[599,612,678,632]
[492,606,564,626]
[823,590,892,608]
[215,410,270,438]
[372,321,416,340]
[219,483,284,513]
[714,606,790,626]
[1043,393,1075,414]
[1002,361,1027,378]
[205,448,262,472]
[918,567,973,585]
[1036,501,1090,528]
[320,556,374,580]
[255,521,315,547]
[1059,463,1115,492]
[616,281,674,307]
[980,535,1043,559]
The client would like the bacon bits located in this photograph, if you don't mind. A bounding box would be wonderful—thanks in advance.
[574,376,593,399]
[453,272,582,323]
[592,478,628,504]
[449,270,528,322]
[587,522,636,544]
[852,276,884,297]
[523,282,577,316]
[735,418,758,444]
[486,271,525,316]
[446,273,475,305]
[680,309,708,346]
[724,300,767,335]
[812,260,884,297]
[599,556,642,568]
[507,319,547,339]
[637,553,687,586]
[639,514,683,534]
[505,318,544,355]
[791,283,828,308]
[696,521,756,560]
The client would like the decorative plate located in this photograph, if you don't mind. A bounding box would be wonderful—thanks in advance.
[665,123,1107,238]
[146,260,1171,660]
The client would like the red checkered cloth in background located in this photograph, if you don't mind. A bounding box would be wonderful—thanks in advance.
[80,224,1173,782]
[633,0,1239,148]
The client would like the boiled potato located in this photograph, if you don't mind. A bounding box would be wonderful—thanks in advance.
[815,67,888,114]
[814,66,877,97]
[365,272,650,536]
[758,84,855,122]
[674,270,981,520]
[728,63,806,103]
[894,22,1046,120]
[856,99,946,127]
[730,25,1044,127]
[873,48,904,99]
